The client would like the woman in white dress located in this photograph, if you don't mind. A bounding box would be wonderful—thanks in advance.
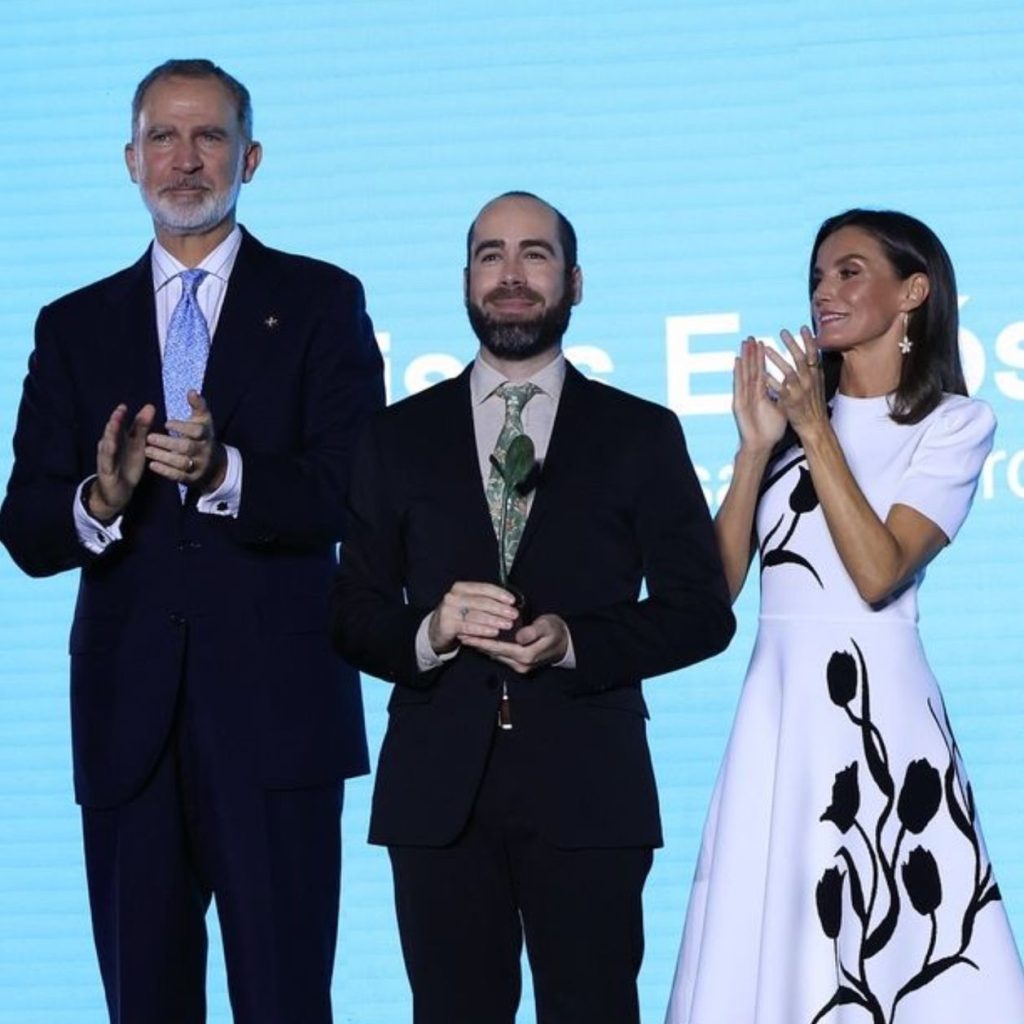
[666,209,1024,1024]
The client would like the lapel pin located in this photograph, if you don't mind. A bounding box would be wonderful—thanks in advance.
[264,314,279,329]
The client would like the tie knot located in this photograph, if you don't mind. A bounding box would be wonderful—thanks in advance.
[496,382,540,412]
[179,268,208,296]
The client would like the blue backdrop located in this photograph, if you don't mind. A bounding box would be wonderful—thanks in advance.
[1,2,1022,1020]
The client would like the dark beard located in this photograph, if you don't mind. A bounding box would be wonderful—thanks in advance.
[466,286,574,361]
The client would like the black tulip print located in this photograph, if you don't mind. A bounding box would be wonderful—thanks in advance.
[789,465,820,513]
[816,867,845,939]
[902,847,943,916]
[897,760,942,835]
[820,763,860,834]
[809,644,1002,1024]
[759,459,824,588]
[827,651,858,707]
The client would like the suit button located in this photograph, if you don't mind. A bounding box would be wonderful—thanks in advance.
[169,614,185,627]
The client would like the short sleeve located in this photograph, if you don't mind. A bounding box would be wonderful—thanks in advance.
[893,396,995,542]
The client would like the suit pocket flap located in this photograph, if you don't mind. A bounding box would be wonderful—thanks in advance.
[581,687,649,718]
[387,686,434,710]
[69,615,125,654]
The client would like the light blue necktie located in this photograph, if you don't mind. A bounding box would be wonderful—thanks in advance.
[162,268,210,500]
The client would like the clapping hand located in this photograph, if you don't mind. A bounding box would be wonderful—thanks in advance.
[145,390,226,493]
[762,327,827,440]
[733,336,787,453]
[87,402,157,521]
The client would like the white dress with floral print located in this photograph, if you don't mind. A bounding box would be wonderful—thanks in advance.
[666,392,1024,1024]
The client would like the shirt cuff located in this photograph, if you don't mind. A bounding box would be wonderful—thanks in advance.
[74,477,124,554]
[197,445,242,518]
[553,628,576,669]
[415,614,460,671]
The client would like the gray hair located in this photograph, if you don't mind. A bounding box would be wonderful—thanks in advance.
[131,59,253,140]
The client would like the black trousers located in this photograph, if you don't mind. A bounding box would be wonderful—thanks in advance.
[81,677,344,1024]
[388,727,653,1024]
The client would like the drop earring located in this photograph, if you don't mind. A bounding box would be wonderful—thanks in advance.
[898,312,913,355]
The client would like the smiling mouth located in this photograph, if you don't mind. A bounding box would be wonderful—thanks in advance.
[488,302,541,322]
[485,290,543,317]
[817,312,847,326]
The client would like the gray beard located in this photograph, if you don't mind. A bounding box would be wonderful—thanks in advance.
[140,176,241,236]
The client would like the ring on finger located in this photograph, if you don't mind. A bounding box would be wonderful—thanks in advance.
[806,359,819,368]
[186,457,195,473]
[458,605,469,620]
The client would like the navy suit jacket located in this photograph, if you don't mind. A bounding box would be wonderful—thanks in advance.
[0,228,385,808]
[331,362,735,849]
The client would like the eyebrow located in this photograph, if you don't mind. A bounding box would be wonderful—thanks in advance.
[814,251,870,273]
[145,123,229,136]
[472,238,558,260]
[518,238,556,255]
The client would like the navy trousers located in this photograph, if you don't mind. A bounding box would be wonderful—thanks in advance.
[81,670,344,1024]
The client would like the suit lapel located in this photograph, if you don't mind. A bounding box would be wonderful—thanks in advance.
[103,248,164,419]
[97,247,186,516]
[442,367,503,572]
[201,228,282,432]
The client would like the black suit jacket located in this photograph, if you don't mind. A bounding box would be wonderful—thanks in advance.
[0,227,385,808]
[331,361,734,849]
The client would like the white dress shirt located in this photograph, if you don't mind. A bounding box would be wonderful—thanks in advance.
[75,227,246,553]
[415,350,575,670]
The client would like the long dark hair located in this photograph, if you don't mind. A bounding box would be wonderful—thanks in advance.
[809,208,967,424]
[764,210,967,477]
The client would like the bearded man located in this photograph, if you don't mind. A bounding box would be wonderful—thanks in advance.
[330,191,734,1024]
[0,59,384,1023]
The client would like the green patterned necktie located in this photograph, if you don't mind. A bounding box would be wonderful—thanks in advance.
[486,382,540,572]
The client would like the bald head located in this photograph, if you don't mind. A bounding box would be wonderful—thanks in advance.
[466,191,577,271]
[464,191,582,366]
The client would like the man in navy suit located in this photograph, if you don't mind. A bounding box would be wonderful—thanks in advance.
[331,192,735,1024]
[0,60,384,1023]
